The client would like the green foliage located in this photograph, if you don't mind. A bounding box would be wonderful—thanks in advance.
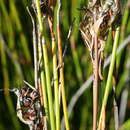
[0,0,130,130]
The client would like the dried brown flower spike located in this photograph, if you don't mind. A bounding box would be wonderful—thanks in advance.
[80,0,121,79]
[79,0,121,130]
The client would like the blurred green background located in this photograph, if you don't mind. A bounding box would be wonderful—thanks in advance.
[0,0,130,130]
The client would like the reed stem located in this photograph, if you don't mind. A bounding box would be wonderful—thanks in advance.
[57,0,70,129]
[48,17,60,130]
[98,27,120,130]
[35,0,55,130]
[93,34,99,130]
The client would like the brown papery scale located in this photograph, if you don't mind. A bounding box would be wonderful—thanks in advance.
[79,1,121,130]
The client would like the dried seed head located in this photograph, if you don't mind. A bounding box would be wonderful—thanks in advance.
[79,0,121,80]
[80,0,121,43]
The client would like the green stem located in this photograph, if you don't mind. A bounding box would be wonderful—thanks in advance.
[57,0,70,129]
[40,66,48,118]
[38,38,49,128]
[48,17,60,130]
[52,37,60,130]
[98,27,120,130]
[42,41,55,130]
[35,0,55,130]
